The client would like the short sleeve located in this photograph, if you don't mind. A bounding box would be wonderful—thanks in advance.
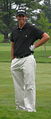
[10,32,14,42]
[32,26,44,40]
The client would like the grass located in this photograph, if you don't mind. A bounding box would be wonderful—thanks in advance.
[0,34,4,42]
[0,62,51,119]
[34,45,51,63]
[0,43,11,62]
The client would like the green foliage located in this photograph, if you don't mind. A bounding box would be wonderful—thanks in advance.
[49,29,51,37]
[0,0,16,42]
[44,0,51,23]
[37,12,51,33]
[0,0,16,30]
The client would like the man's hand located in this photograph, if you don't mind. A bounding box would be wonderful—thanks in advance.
[29,45,35,51]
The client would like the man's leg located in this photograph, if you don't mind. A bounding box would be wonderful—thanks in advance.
[23,55,36,112]
[11,58,25,110]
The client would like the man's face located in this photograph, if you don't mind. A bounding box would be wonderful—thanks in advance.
[16,14,27,24]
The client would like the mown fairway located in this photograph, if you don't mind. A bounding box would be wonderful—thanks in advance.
[0,62,51,119]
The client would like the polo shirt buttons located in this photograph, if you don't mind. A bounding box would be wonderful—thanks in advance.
[20,29,22,31]
[25,35,27,38]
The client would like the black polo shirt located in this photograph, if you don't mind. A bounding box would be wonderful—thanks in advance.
[10,23,44,58]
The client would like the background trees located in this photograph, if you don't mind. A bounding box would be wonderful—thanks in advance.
[0,0,16,42]
[44,0,51,23]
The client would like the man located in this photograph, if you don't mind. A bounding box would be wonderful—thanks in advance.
[10,8,49,112]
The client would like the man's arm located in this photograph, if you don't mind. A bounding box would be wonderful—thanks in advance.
[11,42,15,59]
[34,33,50,48]
[30,33,50,51]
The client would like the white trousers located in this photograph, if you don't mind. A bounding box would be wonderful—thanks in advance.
[11,54,36,112]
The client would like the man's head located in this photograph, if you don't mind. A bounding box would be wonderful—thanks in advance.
[16,8,27,24]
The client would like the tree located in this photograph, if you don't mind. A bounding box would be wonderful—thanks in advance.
[0,0,16,42]
[44,0,51,23]
[37,12,50,32]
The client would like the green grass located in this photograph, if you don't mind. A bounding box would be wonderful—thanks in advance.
[0,62,51,119]
[0,34,4,42]
[34,45,51,63]
[0,43,11,62]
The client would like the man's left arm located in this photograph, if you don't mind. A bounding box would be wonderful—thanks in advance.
[34,33,50,48]
[30,33,50,51]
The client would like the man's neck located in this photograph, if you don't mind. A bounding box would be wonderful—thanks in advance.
[18,22,26,29]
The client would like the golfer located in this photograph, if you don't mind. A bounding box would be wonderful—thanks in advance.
[10,8,49,112]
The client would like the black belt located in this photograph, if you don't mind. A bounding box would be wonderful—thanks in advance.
[16,54,31,58]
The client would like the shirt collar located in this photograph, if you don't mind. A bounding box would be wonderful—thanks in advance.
[17,22,28,30]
